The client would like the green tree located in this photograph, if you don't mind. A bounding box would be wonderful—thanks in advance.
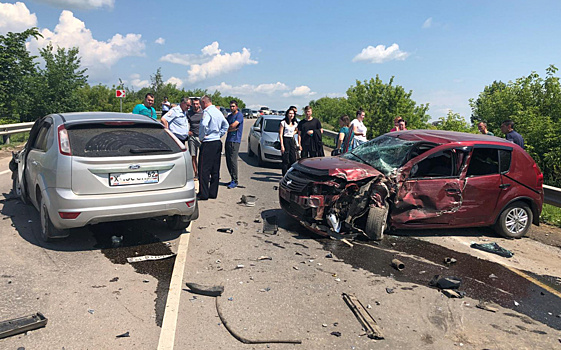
[0,28,41,123]
[309,97,350,130]
[435,110,476,133]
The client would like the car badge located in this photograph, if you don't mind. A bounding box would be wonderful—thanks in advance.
[129,164,141,170]
[286,180,292,186]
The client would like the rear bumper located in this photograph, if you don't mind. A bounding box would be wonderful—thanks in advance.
[44,180,198,229]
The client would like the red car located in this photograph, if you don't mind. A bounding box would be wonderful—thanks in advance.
[279,130,543,240]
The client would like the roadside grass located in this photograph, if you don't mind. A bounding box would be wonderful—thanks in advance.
[541,204,561,228]
[0,132,28,151]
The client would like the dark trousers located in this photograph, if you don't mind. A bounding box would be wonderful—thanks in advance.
[301,146,320,159]
[225,142,240,182]
[281,137,297,175]
[198,140,222,199]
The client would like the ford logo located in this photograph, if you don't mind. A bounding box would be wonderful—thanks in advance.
[129,164,140,170]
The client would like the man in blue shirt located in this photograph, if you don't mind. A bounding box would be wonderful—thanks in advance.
[500,119,524,149]
[132,93,157,120]
[225,100,244,189]
[162,97,191,143]
[198,95,229,200]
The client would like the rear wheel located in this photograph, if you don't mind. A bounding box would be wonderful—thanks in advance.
[39,196,66,242]
[494,201,532,238]
[247,138,255,157]
[364,205,388,240]
[166,215,191,230]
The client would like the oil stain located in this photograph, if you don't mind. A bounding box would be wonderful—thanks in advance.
[320,235,561,331]
[90,220,175,327]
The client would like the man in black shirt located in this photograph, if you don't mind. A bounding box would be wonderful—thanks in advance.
[188,98,204,178]
[297,106,324,158]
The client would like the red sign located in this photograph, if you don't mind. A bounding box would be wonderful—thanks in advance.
[116,89,126,98]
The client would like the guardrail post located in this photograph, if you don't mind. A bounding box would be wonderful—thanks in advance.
[3,135,9,145]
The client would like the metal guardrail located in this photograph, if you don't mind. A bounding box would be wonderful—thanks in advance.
[0,122,34,144]
[544,185,561,208]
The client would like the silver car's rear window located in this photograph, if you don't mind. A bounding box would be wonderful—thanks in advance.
[67,125,181,157]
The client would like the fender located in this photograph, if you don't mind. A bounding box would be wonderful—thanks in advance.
[494,196,540,226]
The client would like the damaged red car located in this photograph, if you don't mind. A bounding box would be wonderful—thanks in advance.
[279,130,543,240]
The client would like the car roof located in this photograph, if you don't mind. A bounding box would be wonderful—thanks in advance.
[54,112,160,125]
[260,114,284,120]
[390,129,512,146]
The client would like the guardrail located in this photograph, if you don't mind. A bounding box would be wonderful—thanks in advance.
[0,122,34,144]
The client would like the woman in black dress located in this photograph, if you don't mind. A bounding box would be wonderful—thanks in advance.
[297,106,324,158]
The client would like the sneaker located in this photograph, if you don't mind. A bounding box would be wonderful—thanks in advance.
[225,180,233,187]
[227,181,238,189]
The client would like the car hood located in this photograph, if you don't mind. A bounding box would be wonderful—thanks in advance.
[296,156,382,181]
[261,132,278,142]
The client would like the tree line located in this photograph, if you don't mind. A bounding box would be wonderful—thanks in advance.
[1,28,559,185]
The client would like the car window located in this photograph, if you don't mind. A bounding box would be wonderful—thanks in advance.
[467,148,499,176]
[499,149,512,174]
[264,119,281,132]
[32,123,51,152]
[410,148,468,178]
[254,117,262,129]
[67,124,181,157]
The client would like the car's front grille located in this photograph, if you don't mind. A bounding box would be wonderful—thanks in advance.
[281,172,310,193]
[264,153,282,160]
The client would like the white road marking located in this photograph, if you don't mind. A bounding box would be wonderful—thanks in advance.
[157,225,192,350]
[0,169,11,175]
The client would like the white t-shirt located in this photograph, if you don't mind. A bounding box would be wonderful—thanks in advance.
[281,120,297,137]
[350,119,367,142]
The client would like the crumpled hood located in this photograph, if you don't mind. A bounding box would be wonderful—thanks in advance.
[297,156,382,180]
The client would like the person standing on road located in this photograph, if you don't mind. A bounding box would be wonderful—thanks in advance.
[225,100,244,189]
[297,106,324,158]
[500,120,524,148]
[198,95,229,200]
[161,97,190,144]
[161,96,171,117]
[279,109,299,175]
[188,98,204,179]
[132,93,157,120]
[350,108,368,146]
[478,121,494,136]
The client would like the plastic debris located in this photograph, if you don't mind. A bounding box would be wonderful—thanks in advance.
[257,256,272,261]
[259,287,271,292]
[0,313,48,340]
[217,228,233,234]
[489,274,498,279]
[444,257,457,264]
[240,195,256,207]
[341,239,353,248]
[514,301,520,306]
[470,242,514,258]
[386,288,394,294]
[110,277,119,282]
[228,297,233,301]
[126,254,176,263]
[263,215,278,234]
[185,283,224,297]
[116,331,130,338]
[441,289,465,298]
[87,309,94,314]
[111,235,123,248]
[143,279,149,283]
[429,275,462,289]
[330,331,342,337]
[322,324,327,328]
[235,265,245,269]
[293,266,299,270]
[325,252,333,258]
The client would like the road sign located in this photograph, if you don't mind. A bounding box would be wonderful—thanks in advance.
[116,90,126,98]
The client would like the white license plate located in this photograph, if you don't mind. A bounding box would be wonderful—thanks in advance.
[109,171,159,186]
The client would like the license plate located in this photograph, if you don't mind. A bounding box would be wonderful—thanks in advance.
[279,186,290,200]
[109,171,159,186]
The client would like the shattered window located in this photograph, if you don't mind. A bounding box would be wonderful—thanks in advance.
[467,148,499,176]
[342,135,419,175]
[499,150,512,173]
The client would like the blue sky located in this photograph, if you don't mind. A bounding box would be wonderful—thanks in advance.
[1,0,561,119]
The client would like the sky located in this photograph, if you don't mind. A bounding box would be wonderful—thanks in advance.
[1,0,561,120]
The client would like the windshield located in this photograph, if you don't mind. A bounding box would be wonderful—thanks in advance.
[264,119,282,132]
[341,135,419,175]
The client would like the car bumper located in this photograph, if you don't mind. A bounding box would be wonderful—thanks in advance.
[45,180,198,229]
[261,144,282,163]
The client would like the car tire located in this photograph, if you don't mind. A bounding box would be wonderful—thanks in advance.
[39,195,65,242]
[248,139,255,157]
[257,146,265,166]
[494,201,532,239]
[166,215,191,230]
[364,205,388,241]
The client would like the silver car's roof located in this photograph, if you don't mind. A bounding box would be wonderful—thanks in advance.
[51,112,160,125]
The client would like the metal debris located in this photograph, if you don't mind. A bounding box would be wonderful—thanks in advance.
[87,309,94,314]
[391,259,405,271]
[257,256,272,261]
[342,293,384,339]
[0,313,48,340]
[385,288,394,294]
[116,331,130,338]
[126,254,176,263]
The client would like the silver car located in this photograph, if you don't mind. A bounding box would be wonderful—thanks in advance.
[11,112,199,241]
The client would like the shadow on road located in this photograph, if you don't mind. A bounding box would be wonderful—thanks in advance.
[238,151,282,170]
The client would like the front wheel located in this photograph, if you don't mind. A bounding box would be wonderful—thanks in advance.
[364,205,389,240]
[166,215,191,230]
[257,146,265,166]
[247,138,255,157]
[494,201,532,238]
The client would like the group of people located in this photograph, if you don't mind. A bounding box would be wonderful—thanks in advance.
[478,120,525,148]
[133,93,243,201]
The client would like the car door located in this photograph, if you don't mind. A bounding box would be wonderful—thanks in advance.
[25,119,53,207]
[393,147,468,225]
[452,146,507,226]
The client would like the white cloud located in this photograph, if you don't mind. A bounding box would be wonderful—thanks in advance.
[165,76,183,88]
[207,82,289,96]
[422,17,432,29]
[155,37,165,45]
[129,73,149,89]
[32,0,114,10]
[0,2,38,34]
[283,85,316,97]
[352,43,409,64]
[27,10,145,79]
[160,42,257,83]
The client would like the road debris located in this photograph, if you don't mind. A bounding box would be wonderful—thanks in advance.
[342,293,384,340]
[111,235,123,248]
[110,277,119,282]
[470,242,514,258]
[217,228,234,234]
[330,331,342,337]
[253,219,262,223]
[429,275,462,289]
[126,254,176,263]
[341,239,353,248]
[240,195,256,207]
[293,266,299,270]
[185,282,224,297]
[325,252,333,258]
[257,256,272,261]
[441,289,465,298]
[143,279,149,283]
[444,257,457,264]
[87,309,94,314]
[391,259,405,271]
[476,301,499,313]
[0,313,48,340]
[385,288,394,294]
[322,323,328,327]
[116,331,130,338]
[263,215,278,234]
[259,287,271,292]
[489,274,498,279]
[514,301,520,306]
[235,265,245,269]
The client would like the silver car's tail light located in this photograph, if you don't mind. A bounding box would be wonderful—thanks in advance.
[186,200,195,208]
[59,212,81,219]
[57,125,72,156]
[164,129,187,152]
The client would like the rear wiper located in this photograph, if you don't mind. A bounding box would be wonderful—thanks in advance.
[129,148,172,154]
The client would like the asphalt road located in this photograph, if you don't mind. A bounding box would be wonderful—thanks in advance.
[1,120,561,349]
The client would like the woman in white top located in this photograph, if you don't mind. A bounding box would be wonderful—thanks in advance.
[350,108,368,146]
[279,109,299,175]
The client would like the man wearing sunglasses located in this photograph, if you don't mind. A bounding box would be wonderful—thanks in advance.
[225,100,244,189]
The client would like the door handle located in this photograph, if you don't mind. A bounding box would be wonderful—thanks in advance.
[499,184,511,189]
[446,188,460,193]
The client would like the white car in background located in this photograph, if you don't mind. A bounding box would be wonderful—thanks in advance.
[248,115,299,165]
